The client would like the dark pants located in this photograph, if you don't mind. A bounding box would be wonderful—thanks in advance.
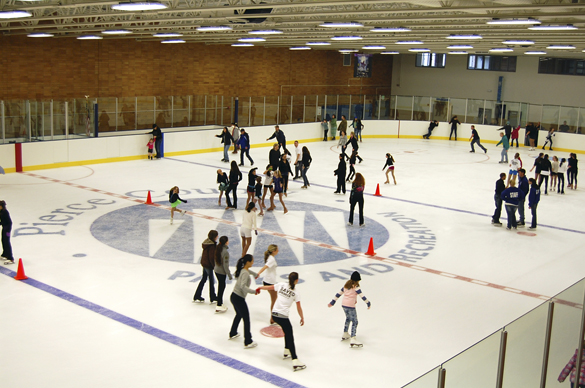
[492,195,503,223]
[470,139,486,152]
[323,130,328,141]
[449,128,457,140]
[194,267,216,302]
[511,138,519,147]
[423,129,432,139]
[240,148,253,165]
[349,195,364,225]
[2,228,13,261]
[347,165,355,181]
[294,162,302,178]
[282,175,289,193]
[302,166,310,186]
[558,173,565,193]
[517,198,525,224]
[336,175,346,193]
[155,138,162,158]
[569,170,578,187]
[505,204,518,229]
[226,183,238,208]
[539,174,549,194]
[230,293,253,346]
[273,315,298,360]
[543,137,553,149]
[215,272,227,306]
[341,145,349,160]
[530,203,538,228]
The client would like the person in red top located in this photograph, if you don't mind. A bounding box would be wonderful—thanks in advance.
[558,347,585,388]
[511,125,521,148]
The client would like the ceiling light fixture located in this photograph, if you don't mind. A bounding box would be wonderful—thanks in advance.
[362,45,386,50]
[153,33,183,37]
[546,45,575,49]
[77,35,103,40]
[446,34,482,40]
[231,43,253,47]
[248,29,282,35]
[331,36,363,41]
[0,10,32,19]
[27,32,54,38]
[112,2,167,11]
[238,37,265,42]
[487,18,541,25]
[102,29,132,34]
[408,48,430,52]
[338,49,359,53]
[396,40,423,45]
[290,46,311,50]
[489,48,514,52]
[320,22,363,28]
[449,51,468,55]
[161,39,185,44]
[525,51,547,55]
[196,26,232,32]
[370,27,411,32]
[306,42,331,46]
[502,40,534,45]
[381,51,400,55]
[447,45,473,49]
[529,25,577,31]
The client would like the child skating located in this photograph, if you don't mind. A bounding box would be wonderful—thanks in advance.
[147,138,155,160]
[246,168,258,208]
[255,176,264,216]
[328,271,371,348]
[262,165,275,211]
[271,170,288,214]
[383,153,396,185]
[169,186,187,225]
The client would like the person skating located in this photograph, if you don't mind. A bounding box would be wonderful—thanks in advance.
[338,129,349,160]
[491,173,506,226]
[558,158,567,194]
[146,138,155,160]
[334,154,347,194]
[266,125,290,155]
[193,230,218,304]
[225,161,242,210]
[449,115,460,140]
[497,121,512,140]
[383,153,396,185]
[300,146,312,189]
[345,132,363,163]
[328,271,371,347]
[337,115,348,141]
[293,140,302,179]
[237,128,254,166]
[0,200,14,265]
[240,202,258,257]
[538,154,552,195]
[350,117,364,142]
[169,186,187,225]
[542,127,555,151]
[147,124,163,158]
[269,143,281,171]
[262,165,275,211]
[423,120,438,139]
[271,170,288,213]
[245,168,258,208]
[496,132,510,163]
[216,126,234,162]
[348,173,365,227]
[501,179,525,230]
[254,176,265,216]
[517,169,529,227]
[321,119,329,141]
[528,178,540,230]
[469,125,487,153]
[214,236,232,313]
[256,244,279,325]
[278,153,294,196]
[217,169,229,207]
[346,150,357,182]
[507,153,522,187]
[229,255,260,349]
[329,114,337,140]
[568,153,578,190]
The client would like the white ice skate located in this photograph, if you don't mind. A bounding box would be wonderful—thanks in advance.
[170,218,173,225]
[292,359,306,371]
[283,348,291,360]
[350,337,363,348]
[215,305,228,313]
[341,332,350,341]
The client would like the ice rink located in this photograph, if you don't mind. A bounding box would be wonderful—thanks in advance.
[1,134,584,388]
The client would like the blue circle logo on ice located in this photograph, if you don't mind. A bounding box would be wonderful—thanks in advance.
[90,198,389,267]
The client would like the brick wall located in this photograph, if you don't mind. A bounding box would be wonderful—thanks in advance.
[1,36,392,100]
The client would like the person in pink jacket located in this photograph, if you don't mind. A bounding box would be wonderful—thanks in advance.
[511,125,521,148]
[558,347,585,388]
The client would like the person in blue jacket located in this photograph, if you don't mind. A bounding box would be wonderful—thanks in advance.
[237,128,254,167]
[528,178,541,230]
[501,179,525,230]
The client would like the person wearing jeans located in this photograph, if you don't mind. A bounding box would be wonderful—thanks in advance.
[496,132,510,163]
[300,146,312,189]
[216,127,234,162]
[501,179,525,230]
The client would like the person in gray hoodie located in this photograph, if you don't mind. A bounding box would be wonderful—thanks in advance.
[214,236,232,313]
[229,255,259,348]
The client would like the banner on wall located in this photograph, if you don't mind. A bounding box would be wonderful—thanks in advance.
[354,54,372,78]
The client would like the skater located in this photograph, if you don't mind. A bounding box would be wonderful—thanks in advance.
[147,124,163,158]
[496,132,510,163]
[557,345,585,387]
[517,169,529,228]
[300,146,312,189]
[214,235,232,313]
[229,255,260,348]
[271,170,288,214]
[255,176,265,216]
[278,153,294,195]
[169,186,187,225]
[293,140,302,179]
[526,123,538,151]
[511,124,521,148]
[327,271,371,347]
[350,117,364,142]
[469,125,487,153]
[256,244,279,325]
[346,150,357,182]
[240,202,258,257]
[217,169,229,206]
[266,125,290,155]
[542,127,555,151]
[193,230,218,304]
[551,156,559,192]
[538,154,552,195]
[530,153,544,182]
[237,128,254,166]
[225,161,242,210]
[528,178,540,230]
[262,165,275,211]
[383,153,396,185]
[246,168,258,208]
[423,120,438,139]
[497,121,512,140]
[507,153,522,187]
[146,138,155,160]
[216,126,234,162]
[338,129,349,160]
[269,143,281,171]
[321,119,329,141]
[558,158,567,194]
[449,115,460,140]
[568,153,578,190]
[491,173,506,226]
[330,114,337,141]
[345,132,363,163]
[333,153,347,194]
[231,123,240,154]
[257,272,306,371]
[337,115,348,141]
[348,173,365,227]
[501,179,525,230]
[0,200,14,265]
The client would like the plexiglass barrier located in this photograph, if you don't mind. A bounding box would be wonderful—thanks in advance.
[1,94,584,143]
[401,278,585,388]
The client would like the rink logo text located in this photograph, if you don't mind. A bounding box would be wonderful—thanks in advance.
[379,212,437,263]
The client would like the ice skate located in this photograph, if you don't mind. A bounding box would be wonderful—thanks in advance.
[170,217,173,225]
[350,337,363,348]
[215,305,228,313]
[244,341,258,349]
[341,332,350,341]
[292,359,306,371]
[228,333,240,340]
[283,348,291,360]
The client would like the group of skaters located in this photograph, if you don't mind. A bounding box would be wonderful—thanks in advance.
[190,229,372,371]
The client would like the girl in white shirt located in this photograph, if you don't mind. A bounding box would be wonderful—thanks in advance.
[240,202,257,257]
[558,158,567,194]
[258,272,306,371]
[256,244,279,324]
[551,155,559,192]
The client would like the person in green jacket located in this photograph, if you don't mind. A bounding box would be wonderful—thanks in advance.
[329,114,338,141]
[496,132,510,164]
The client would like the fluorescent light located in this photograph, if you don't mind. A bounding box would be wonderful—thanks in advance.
[338,49,359,53]
[487,18,541,25]
[153,33,183,37]
[27,32,54,38]
[196,26,232,32]
[370,27,410,32]
[362,45,386,50]
[77,35,103,40]
[396,40,423,44]
[248,29,282,35]
[489,48,514,52]
[408,48,430,52]
[162,39,185,43]
[231,43,253,47]
[112,2,167,11]
[525,51,547,55]
[331,36,362,41]
[0,10,32,19]
[306,42,331,46]
[449,51,468,55]
[529,25,577,31]
[238,37,265,42]
[102,29,132,34]
[290,46,311,50]
[446,34,482,40]
[502,40,534,45]
[546,45,575,49]
[381,51,399,54]
[320,22,363,28]
[447,44,473,49]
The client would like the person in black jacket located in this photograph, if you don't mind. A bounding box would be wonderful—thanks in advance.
[193,230,218,303]
[449,116,460,141]
[266,125,290,155]
[148,124,163,158]
[491,173,506,226]
[300,146,312,189]
[216,127,234,162]
[497,121,512,140]
[0,200,14,265]
[217,169,229,207]
[169,186,187,225]
[269,143,281,171]
[347,150,357,182]
[345,132,363,163]
[334,154,347,194]
[538,154,552,195]
[423,120,438,139]
[226,161,243,210]
[278,154,294,196]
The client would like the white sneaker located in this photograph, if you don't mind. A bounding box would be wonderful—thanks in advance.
[244,341,258,349]
[215,306,228,313]
[341,332,350,341]
[292,359,306,371]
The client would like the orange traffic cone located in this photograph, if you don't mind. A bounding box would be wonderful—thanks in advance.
[374,184,382,197]
[14,258,28,280]
[365,238,376,256]
[145,191,153,205]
